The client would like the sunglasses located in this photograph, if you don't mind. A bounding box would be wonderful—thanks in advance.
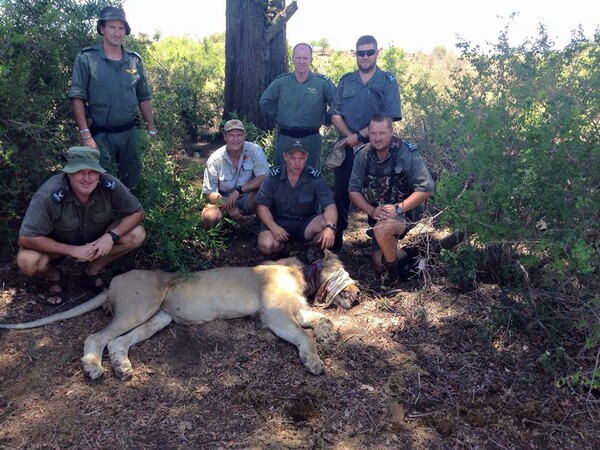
[356,49,377,57]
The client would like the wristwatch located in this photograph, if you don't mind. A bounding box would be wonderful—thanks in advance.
[235,185,244,195]
[107,230,120,243]
[395,204,404,216]
[326,223,337,231]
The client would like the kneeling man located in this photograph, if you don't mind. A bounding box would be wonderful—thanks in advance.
[255,140,338,256]
[17,146,146,306]
[349,115,434,283]
[201,119,269,229]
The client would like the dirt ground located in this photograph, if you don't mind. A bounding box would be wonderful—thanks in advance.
[0,156,598,449]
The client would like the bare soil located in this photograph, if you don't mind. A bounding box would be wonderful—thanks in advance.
[0,151,598,449]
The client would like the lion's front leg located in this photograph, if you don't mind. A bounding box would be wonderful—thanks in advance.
[297,310,339,344]
[262,310,325,375]
[107,311,173,380]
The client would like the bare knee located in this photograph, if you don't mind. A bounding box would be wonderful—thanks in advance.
[202,206,224,230]
[257,232,282,256]
[122,225,146,249]
[16,249,50,277]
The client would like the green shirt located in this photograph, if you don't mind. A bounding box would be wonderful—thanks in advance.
[259,71,336,130]
[69,43,152,127]
[19,173,143,245]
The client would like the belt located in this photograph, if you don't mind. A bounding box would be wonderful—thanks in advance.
[279,128,320,138]
[90,121,136,135]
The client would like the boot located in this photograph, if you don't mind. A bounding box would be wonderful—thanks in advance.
[382,257,400,285]
[331,230,344,254]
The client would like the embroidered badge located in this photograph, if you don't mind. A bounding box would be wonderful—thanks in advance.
[125,68,138,75]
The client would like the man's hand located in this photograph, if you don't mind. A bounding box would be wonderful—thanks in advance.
[226,206,243,220]
[317,226,336,249]
[269,224,289,243]
[224,190,240,209]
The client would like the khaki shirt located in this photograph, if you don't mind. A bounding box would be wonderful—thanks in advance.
[19,173,143,245]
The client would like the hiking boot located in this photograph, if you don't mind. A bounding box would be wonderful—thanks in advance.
[382,258,400,285]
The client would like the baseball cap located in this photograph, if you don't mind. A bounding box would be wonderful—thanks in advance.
[62,147,106,173]
[284,140,309,154]
[97,6,131,35]
[223,119,245,132]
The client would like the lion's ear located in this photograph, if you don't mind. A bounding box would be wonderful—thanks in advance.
[323,249,332,260]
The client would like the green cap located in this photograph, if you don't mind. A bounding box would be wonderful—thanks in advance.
[62,147,106,174]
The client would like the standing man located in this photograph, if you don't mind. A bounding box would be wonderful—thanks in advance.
[329,35,402,253]
[348,115,434,283]
[16,147,146,306]
[255,141,338,257]
[69,6,157,189]
[259,43,336,169]
[202,119,269,230]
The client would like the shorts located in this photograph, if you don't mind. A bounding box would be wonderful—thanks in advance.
[261,214,318,243]
[234,194,253,215]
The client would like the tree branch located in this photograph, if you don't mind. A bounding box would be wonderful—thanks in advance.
[265,1,298,43]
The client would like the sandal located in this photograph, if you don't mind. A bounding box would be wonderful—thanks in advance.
[45,270,66,307]
[84,273,106,294]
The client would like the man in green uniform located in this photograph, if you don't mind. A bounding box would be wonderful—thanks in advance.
[69,6,156,189]
[16,147,146,306]
[255,141,338,257]
[259,43,336,169]
[349,115,434,283]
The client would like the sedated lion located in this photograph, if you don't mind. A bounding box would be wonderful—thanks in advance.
[0,250,358,380]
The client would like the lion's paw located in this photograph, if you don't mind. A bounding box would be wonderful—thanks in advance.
[81,355,104,380]
[303,355,324,375]
[314,318,339,344]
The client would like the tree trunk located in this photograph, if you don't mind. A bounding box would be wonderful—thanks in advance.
[224,0,297,129]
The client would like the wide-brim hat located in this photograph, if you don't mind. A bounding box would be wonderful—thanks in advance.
[62,147,106,173]
[97,6,131,35]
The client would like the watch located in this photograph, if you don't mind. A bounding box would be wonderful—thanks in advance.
[235,185,244,195]
[107,230,120,243]
[326,223,337,231]
[395,204,404,216]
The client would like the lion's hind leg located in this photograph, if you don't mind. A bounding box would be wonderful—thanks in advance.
[296,309,339,344]
[261,305,325,375]
[107,311,173,380]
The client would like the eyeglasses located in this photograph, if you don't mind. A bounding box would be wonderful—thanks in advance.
[356,49,377,57]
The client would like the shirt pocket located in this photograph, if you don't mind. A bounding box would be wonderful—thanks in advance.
[93,203,113,225]
[54,215,80,234]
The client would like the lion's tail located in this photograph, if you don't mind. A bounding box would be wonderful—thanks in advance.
[0,290,109,330]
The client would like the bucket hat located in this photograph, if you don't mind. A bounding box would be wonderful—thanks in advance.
[97,6,131,35]
[62,147,106,173]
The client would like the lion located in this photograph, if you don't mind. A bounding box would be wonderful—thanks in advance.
[0,250,358,380]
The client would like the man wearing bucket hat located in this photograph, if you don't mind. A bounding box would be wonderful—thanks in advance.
[16,147,146,306]
[201,119,269,229]
[69,6,156,189]
[255,140,338,257]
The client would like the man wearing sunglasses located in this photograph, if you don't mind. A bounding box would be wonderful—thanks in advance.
[328,35,402,254]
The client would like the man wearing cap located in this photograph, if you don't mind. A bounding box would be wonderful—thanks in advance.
[259,43,336,169]
[255,140,338,257]
[201,119,269,229]
[16,147,146,306]
[69,6,156,189]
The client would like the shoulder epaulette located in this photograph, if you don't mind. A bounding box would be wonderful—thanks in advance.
[51,189,67,203]
[315,73,331,82]
[80,46,96,53]
[100,175,117,191]
[269,167,281,177]
[307,166,321,178]
[385,71,397,82]
[126,50,143,61]
[404,141,418,152]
